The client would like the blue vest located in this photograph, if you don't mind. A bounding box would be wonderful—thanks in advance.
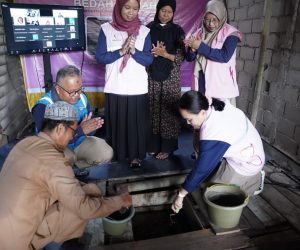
[36,90,89,149]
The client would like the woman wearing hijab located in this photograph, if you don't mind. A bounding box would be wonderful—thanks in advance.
[184,0,242,104]
[185,0,242,159]
[147,0,185,160]
[96,0,153,168]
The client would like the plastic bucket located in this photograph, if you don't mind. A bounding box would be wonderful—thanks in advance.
[103,206,135,236]
[203,184,249,228]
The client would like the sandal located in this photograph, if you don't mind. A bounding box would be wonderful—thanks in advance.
[155,152,170,160]
[130,159,142,169]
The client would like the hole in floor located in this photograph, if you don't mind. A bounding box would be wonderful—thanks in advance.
[131,207,202,241]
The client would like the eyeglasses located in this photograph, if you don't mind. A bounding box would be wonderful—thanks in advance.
[204,18,219,25]
[57,84,83,97]
[66,125,77,137]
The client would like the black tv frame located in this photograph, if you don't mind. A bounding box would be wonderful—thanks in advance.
[1,2,86,55]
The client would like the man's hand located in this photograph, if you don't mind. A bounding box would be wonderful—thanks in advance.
[80,112,104,135]
[120,192,132,208]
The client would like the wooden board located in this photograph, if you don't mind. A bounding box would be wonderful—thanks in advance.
[91,229,250,250]
[239,207,265,231]
[86,154,194,182]
[264,164,300,209]
[260,184,300,232]
[183,195,207,229]
[248,228,300,249]
[247,194,286,227]
[271,185,300,208]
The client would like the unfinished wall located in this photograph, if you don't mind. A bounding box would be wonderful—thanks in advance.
[0,1,31,145]
[227,0,300,170]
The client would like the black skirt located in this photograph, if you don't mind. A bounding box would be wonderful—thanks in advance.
[105,93,150,162]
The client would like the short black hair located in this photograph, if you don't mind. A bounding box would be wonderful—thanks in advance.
[41,119,75,132]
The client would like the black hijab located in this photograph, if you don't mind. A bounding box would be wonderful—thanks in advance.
[154,0,176,23]
[147,0,185,82]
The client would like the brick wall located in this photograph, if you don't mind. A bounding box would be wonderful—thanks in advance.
[0,1,31,145]
[227,0,300,168]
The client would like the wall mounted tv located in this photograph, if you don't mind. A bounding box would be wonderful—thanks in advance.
[1,2,86,55]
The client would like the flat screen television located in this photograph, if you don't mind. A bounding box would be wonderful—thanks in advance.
[1,2,86,55]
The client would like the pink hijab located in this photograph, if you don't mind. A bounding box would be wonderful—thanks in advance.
[111,0,141,72]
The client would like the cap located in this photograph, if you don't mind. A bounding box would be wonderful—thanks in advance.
[44,101,77,121]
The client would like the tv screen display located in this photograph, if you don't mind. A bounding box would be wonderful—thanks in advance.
[1,3,86,55]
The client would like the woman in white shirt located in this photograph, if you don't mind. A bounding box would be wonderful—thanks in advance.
[172,90,265,213]
[96,0,153,168]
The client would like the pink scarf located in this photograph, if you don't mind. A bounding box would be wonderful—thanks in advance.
[111,0,141,72]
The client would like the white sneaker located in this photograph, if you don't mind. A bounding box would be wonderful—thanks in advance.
[254,170,265,195]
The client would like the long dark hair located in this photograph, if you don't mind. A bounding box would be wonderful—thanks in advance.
[179,90,225,114]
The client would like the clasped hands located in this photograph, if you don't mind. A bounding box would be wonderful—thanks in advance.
[120,35,136,56]
[151,41,167,57]
[183,35,202,52]
[80,112,104,135]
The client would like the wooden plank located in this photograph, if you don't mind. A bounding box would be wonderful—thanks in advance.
[247,194,286,227]
[115,174,188,193]
[272,184,300,209]
[239,207,265,231]
[183,195,206,229]
[89,155,194,182]
[91,229,250,250]
[190,188,209,218]
[249,228,300,249]
[260,184,300,232]
[263,164,300,208]
[243,222,291,238]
